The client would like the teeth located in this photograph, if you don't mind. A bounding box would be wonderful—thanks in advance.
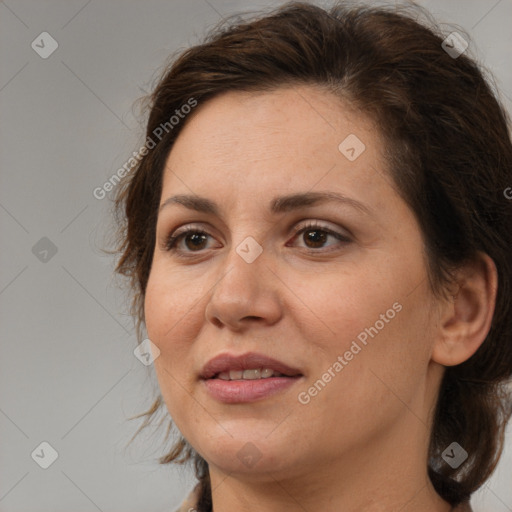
[243,369,260,380]
[216,368,285,381]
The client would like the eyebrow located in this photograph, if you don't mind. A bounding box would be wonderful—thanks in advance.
[158,191,375,218]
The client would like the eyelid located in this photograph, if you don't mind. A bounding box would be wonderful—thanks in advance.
[293,219,351,238]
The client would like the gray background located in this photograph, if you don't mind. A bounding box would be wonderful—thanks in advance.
[1,0,511,511]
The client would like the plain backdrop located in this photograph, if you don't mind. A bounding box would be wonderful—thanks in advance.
[1,1,511,511]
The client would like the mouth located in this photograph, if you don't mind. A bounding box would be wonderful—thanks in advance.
[200,351,303,380]
[200,352,304,403]
[202,373,303,403]
[208,368,301,381]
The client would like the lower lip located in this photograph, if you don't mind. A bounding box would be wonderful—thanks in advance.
[203,376,302,403]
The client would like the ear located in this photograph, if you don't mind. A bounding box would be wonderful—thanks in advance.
[431,252,498,367]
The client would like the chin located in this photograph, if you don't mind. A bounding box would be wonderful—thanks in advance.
[197,434,296,475]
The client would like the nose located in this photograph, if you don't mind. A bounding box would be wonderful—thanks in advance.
[204,242,283,331]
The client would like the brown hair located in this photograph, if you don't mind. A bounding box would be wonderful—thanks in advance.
[112,1,512,509]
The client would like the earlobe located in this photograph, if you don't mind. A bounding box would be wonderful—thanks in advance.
[431,252,498,367]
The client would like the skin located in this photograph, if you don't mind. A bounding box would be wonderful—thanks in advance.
[144,85,497,512]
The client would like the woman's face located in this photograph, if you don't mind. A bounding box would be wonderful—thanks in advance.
[145,85,445,481]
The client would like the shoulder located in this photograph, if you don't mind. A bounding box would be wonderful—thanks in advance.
[173,483,201,512]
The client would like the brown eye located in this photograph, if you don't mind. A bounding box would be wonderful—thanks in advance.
[165,230,211,251]
[290,222,351,251]
[302,229,328,249]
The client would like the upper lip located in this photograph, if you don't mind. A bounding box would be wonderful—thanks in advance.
[200,352,303,379]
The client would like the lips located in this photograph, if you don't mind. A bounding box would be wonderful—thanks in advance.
[200,352,303,380]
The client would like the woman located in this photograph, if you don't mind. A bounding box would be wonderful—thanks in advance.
[113,2,512,511]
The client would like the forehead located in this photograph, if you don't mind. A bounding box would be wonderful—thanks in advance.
[158,86,402,227]
[156,86,421,246]
[164,86,383,184]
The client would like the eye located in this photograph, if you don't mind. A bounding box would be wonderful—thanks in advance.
[164,225,215,253]
[288,221,351,252]
[163,221,351,256]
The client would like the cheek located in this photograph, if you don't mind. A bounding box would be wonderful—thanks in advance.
[144,262,202,341]
[144,276,170,345]
[298,258,433,404]
[303,304,432,442]
[340,291,434,417]
[291,263,402,349]
[144,269,195,389]
[144,272,196,419]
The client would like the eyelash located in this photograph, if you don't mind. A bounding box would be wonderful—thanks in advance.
[163,221,351,256]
